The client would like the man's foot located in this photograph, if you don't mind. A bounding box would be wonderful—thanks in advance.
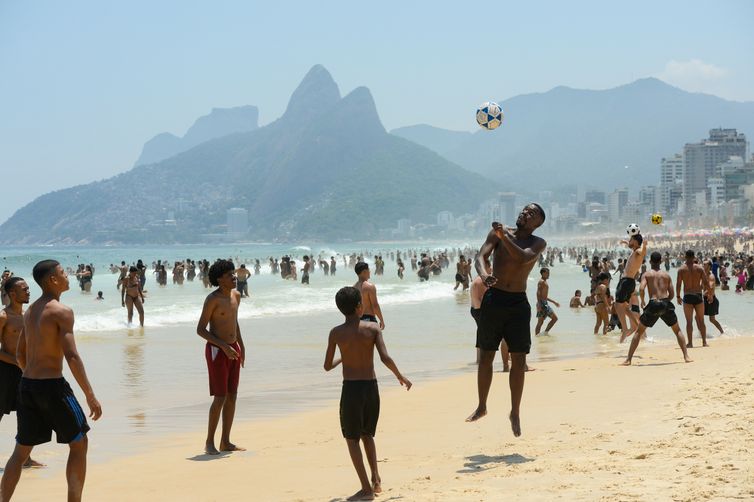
[372,478,382,495]
[509,413,522,437]
[525,365,536,372]
[465,407,487,422]
[205,442,221,455]
[219,442,246,452]
[620,359,632,366]
[684,356,693,363]
[347,488,375,501]
[702,342,709,347]
[23,458,45,468]
[686,343,693,348]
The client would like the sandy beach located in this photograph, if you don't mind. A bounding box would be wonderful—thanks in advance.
[9,335,753,501]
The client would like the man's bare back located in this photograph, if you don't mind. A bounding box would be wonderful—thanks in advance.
[677,264,705,294]
[329,321,380,381]
[643,269,673,300]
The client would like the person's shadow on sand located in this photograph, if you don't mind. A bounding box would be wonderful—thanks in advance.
[186,452,231,461]
[457,453,534,473]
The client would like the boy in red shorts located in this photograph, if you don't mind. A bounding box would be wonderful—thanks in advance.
[196,259,246,455]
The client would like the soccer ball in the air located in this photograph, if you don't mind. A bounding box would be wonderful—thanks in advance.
[651,213,663,225]
[626,223,640,236]
[476,102,504,130]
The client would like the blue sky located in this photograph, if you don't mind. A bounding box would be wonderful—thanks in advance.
[1,0,752,223]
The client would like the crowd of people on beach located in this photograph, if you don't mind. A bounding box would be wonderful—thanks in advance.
[1,204,754,500]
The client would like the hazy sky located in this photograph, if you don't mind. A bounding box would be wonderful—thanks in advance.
[1,0,753,223]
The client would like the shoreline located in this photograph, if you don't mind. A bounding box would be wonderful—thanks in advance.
[10,335,754,501]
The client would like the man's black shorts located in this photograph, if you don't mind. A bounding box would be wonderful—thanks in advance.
[683,293,704,305]
[339,380,379,440]
[16,377,90,446]
[477,288,531,354]
[639,299,678,328]
[615,277,636,303]
[704,296,719,316]
[0,361,22,415]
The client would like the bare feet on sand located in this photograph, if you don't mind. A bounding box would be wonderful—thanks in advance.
[620,359,632,366]
[373,479,382,495]
[23,458,44,468]
[509,413,521,437]
[205,442,221,455]
[347,488,375,501]
[684,356,693,363]
[220,442,246,452]
[465,407,487,422]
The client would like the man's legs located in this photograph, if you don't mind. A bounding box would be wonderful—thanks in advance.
[0,444,33,501]
[466,350,495,422]
[500,340,510,372]
[621,325,646,365]
[219,392,243,451]
[709,316,723,334]
[345,439,373,500]
[694,304,707,346]
[534,315,545,335]
[544,312,558,333]
[683,303,695,347]
[670,324,693,363]
[509,353,526,437]
[205,395,225,454]
[615,302,636,342]
[66,436,88,502]
[361,435,381,494]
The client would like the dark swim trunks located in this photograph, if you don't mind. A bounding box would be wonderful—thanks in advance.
[704,296,719,316]
[477,288,531,354]
[0,361,22,415]
[455,273,464,282]
[631,304,641,314]
[639,299,678,328]
[683,293,704,306]
[16,377,90,446]
[615,277,636,303]
[360,314,378,323]
[339,380,380,440]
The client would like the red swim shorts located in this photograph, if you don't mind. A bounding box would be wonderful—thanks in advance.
[205,342,241,396]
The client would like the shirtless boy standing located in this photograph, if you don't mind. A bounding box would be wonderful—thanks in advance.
[324,286,411,501]
[467,204,547,437]
[615,234,647,343]
[353,263,385,329]
[0,260,102,502]
[196,259,246,455]
[534,268,560,336]
[0,278,42,468]
[676,250,709,347]
[622,252,692,365]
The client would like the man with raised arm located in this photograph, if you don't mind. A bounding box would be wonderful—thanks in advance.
[615,234,647,343]
[622,252,692,365]
[466,203,547,438]
[0,260,102,502]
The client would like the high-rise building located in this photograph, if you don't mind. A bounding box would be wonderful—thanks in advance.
[584,190,606,205]
[683,129,747,207]
[720,156,754,202]
[607,188,629,223]
[226,207,248,236]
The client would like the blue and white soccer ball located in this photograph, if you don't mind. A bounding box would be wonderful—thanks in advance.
[476,101,504,130]
[626,223,641,236]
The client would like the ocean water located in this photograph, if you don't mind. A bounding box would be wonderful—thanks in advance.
[0,242,752,467]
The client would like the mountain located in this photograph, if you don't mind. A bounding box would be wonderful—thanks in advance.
[389,125,472,157]
[134,105,259,166]
[392,78,754,192]
[0,65,498,244]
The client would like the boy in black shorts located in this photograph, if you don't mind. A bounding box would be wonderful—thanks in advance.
[0,260,102,501]
[324,287,411,501]
[622,252,692,365]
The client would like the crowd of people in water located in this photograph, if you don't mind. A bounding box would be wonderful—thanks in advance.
[1,209,754,501]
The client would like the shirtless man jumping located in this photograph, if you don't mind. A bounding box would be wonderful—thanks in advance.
[615,234,647,343]
[466,203,547,437]
[0,260,102,502]
[353,263,385,330]
[622,252,692,365]
[121,266,145,327]
[676,250,708,348]
[196,259,246,455]
[0,278,42,468]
